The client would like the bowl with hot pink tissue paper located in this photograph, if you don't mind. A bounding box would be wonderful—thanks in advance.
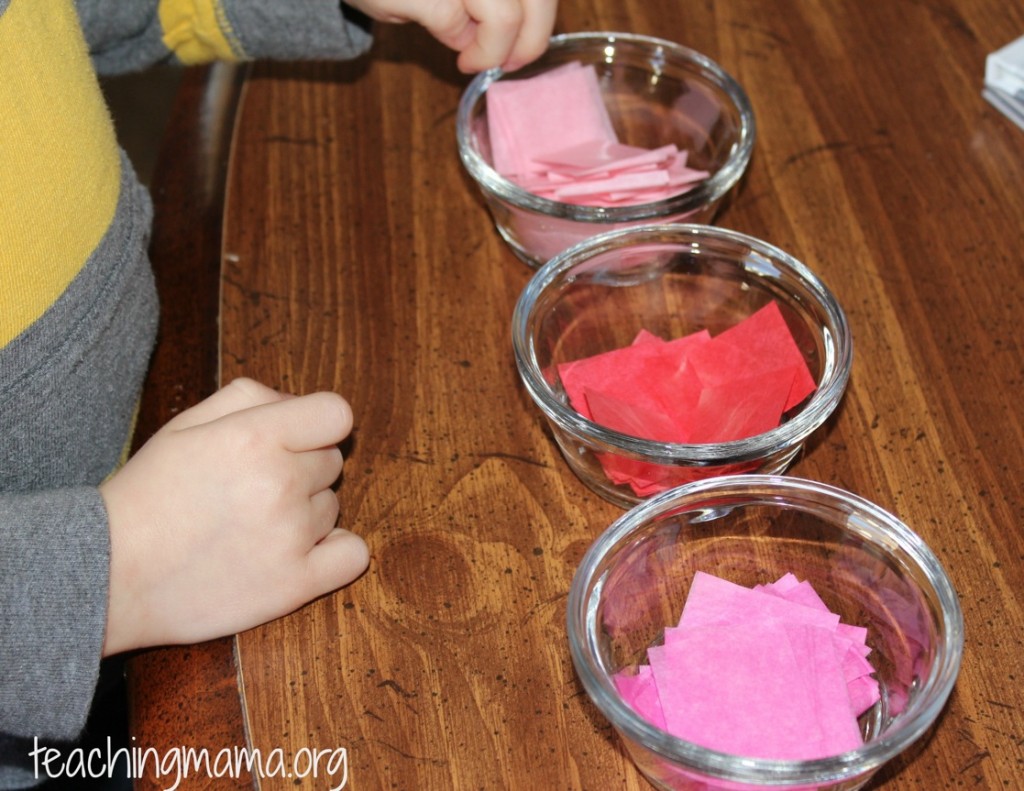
[457,32,755,267]
[512,224,851,507]
[567,475,964,791]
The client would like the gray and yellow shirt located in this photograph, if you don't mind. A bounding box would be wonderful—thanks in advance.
[0,1,370,785]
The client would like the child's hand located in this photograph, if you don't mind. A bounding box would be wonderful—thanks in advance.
[99,378,369,655]
[346,0,558,73]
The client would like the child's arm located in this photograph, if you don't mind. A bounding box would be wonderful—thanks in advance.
[343,0,558,73]
[73,0,374,74]
[99,378,369,655]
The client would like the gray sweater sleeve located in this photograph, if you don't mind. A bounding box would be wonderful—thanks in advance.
[0,489,110,740]
[74,0,373,74]
[0,151,158,781]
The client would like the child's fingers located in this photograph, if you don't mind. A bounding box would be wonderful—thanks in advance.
[239,390,354,452]
[166,377,286,430]
[498,0,557,71]
[304,528,371,595]
[417,0,476,52]
[288,445,345,496]
[457,0,524,72]
[307,489,342,542]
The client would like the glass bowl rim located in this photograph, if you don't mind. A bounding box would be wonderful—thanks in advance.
[510,223,854,465]
[566,473,965,784]
[456,30,757,222]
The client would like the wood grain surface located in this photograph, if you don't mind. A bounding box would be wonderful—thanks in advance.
[127,63,254,789]
[131,1,1024,788]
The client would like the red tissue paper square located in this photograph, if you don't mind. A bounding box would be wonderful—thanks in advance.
[556,301,816,496]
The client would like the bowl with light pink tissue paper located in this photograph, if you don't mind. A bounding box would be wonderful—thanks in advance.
[457,32,755,268]
[567,475,964,791]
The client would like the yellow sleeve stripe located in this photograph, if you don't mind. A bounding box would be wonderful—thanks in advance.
[158,0,245,64]
[0,0,121,347]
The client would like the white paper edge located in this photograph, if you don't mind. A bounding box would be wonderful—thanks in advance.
[982,86,1024,131]
[986,35,1024,95]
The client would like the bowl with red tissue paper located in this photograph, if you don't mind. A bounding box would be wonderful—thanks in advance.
[511,223,851,507]
[456,32,755,268]
[567,475,964,791]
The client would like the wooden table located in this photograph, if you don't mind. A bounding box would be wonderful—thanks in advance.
[128,1,1024,788]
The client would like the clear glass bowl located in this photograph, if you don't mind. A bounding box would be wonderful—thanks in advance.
[457,32,756,268]
[512,223,852,508]
[567,475,964,790]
